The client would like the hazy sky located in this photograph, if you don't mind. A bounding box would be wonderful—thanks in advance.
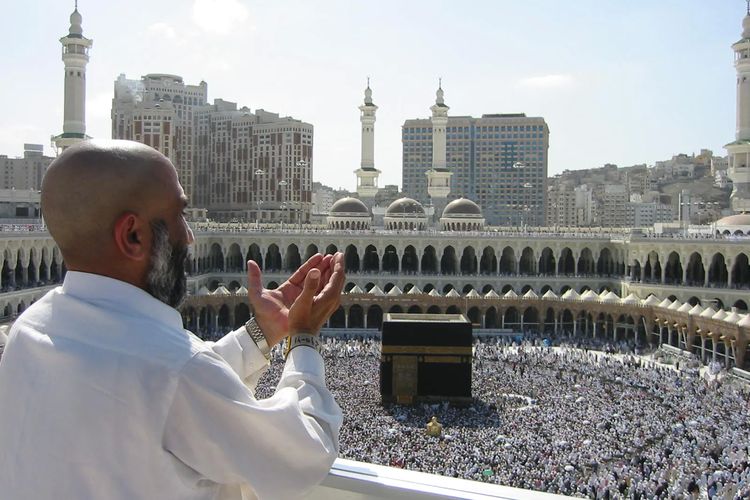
[2,0,743,190]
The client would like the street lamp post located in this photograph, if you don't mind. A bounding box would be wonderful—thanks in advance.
[279,179,288,227]
[254,168,265,228]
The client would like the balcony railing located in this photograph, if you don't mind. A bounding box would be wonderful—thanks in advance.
[306,458,571,499]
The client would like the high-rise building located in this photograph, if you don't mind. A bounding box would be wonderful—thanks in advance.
[0,145,53,191]
[53,4,93,151]
[402,87,549,226]
[726,6,750,213]
[112,74,313,222]
[112,73,207,202]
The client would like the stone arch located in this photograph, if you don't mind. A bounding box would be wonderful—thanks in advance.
[708,253,728,287]
[732,253,750,288]
[325,244,338,255]
[664,251,683,285]
[467,307,481,326]
[284,244,302,271]
[441,246,458,275]
[519,247,535,275]
[459,246,477,275]
[382,245,399,273]
[226,243,243,272]
[402,245,419,273]
[407,305,422,314]
[217,304,231,330]
[209,243,224,271]
[685,252,705,286]
[349,305,365,328]
[367,306,383,329]
[479,246,497,275]
[558,247,575,275]
[631,259,641,281]
[597,248,614,276]
[504,307,520,330]
[303,244,319,261]
[421,245,438,274]
[644,251,662,282]
[362,245,379,273]
[733,299,748,312]
[485,307,498,328]
[330,307,346,328]
[426,305,441,314]
[344,245,360,273]
[578,248,595,275]
[498,246,516,275]
[265,244,282,271]
[538,247,555,275]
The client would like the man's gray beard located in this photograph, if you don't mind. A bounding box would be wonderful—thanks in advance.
[145,219,188,308]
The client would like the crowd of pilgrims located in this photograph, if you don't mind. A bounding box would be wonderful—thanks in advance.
[253,335,750,499]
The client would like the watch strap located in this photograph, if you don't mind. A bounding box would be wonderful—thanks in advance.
[284,334,322,359]
[244,317,271,361]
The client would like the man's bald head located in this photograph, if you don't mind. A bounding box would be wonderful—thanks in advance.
[42,140,177,268]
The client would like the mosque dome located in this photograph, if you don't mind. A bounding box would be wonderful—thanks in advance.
[383,197,428,231]
[442,198,482,217]
[386,197,425,216]
[716,213,750,234]
[440,197,485,231]
[330,197,369,215]
[327,197,372,230]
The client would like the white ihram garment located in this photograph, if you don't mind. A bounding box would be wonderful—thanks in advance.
[0,271,342,500]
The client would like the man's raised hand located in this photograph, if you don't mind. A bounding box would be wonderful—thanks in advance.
[246,253,343,345]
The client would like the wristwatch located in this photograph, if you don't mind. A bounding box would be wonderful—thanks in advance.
[284,334,322,359]
[244,317,271,361]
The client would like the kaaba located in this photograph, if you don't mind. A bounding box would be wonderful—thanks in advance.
[380,313,473,405]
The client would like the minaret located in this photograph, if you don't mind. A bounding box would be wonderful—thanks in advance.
[355,79,381,202]
[726,1,750,213]
[426,79,453,223]
[53,2,93,152]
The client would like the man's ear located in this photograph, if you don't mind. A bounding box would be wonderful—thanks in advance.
[113,212,149,262]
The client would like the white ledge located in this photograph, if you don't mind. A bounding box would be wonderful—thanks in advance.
[305,458,571,499]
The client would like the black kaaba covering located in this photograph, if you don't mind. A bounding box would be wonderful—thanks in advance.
[380,313,472,405]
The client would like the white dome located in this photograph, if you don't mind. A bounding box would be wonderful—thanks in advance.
[445,288,461,298]
[484,289,500,299]
[561,289,581,300]
[522,289,538,299]
[580,290,599,302]
[699,306,717,318]
[642,295,661,306]
[466,289,481,299]
[621,293,640,305]
[503,290,518,299]
[688,304,703,316]
[542,290,559,300]
[387,286,403,296]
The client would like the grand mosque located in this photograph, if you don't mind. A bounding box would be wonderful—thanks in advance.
[2,4,750,372]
